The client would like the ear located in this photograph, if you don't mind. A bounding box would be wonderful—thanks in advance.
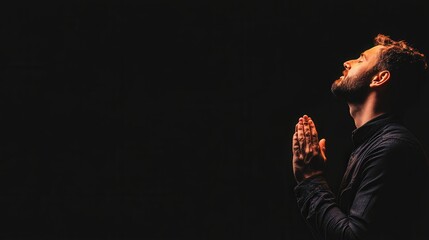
[369,70,390,87]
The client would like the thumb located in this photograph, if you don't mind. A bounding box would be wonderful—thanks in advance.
[319,138,327,162]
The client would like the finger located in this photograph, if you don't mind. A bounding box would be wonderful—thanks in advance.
[302,115,311,154]
[309,119,319,150]
[297,118,305,151]
[319,138,327,161]
[292,132,300,157]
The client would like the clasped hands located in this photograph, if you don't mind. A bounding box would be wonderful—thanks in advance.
[292,115,327,183]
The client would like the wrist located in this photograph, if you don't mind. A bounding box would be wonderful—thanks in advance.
[303,170,323,180]
[295,170,324,184]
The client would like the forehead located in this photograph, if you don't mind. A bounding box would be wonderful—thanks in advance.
[363,45,386,59]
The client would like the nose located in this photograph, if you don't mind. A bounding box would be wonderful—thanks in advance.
[343,60,351,70]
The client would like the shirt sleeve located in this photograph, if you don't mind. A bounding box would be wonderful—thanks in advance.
[293,139,426,240]
[294,174,365,240]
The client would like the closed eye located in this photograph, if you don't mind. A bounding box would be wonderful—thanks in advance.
[358,53,367,62]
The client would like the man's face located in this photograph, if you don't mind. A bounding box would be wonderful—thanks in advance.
[331,45,385,103]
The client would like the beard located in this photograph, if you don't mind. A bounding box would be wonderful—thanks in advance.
[331,68,377,104]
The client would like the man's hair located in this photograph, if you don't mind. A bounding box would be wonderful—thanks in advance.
[373,34,428,113]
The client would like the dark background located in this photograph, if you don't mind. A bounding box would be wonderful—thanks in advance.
[0,0,428,239]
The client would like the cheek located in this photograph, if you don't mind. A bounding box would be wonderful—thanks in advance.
[346,68,366,82]
[348,67,362,77]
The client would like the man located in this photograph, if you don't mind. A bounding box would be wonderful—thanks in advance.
[291,34,429,240]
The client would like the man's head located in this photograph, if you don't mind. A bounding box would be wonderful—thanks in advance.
[331,34,428,113]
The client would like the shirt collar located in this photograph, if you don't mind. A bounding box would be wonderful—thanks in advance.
[351,113,402,147]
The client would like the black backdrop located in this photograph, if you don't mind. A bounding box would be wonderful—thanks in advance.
[1,1,428,239]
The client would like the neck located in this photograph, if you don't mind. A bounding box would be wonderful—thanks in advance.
[347,92,387,128]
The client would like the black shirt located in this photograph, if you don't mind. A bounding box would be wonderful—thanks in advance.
[294,114,429,240]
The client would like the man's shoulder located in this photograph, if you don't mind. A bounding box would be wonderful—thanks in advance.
[378,122,422,146]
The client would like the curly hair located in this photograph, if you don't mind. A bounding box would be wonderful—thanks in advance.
[374,34,427,71]
[372,34,428,113]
